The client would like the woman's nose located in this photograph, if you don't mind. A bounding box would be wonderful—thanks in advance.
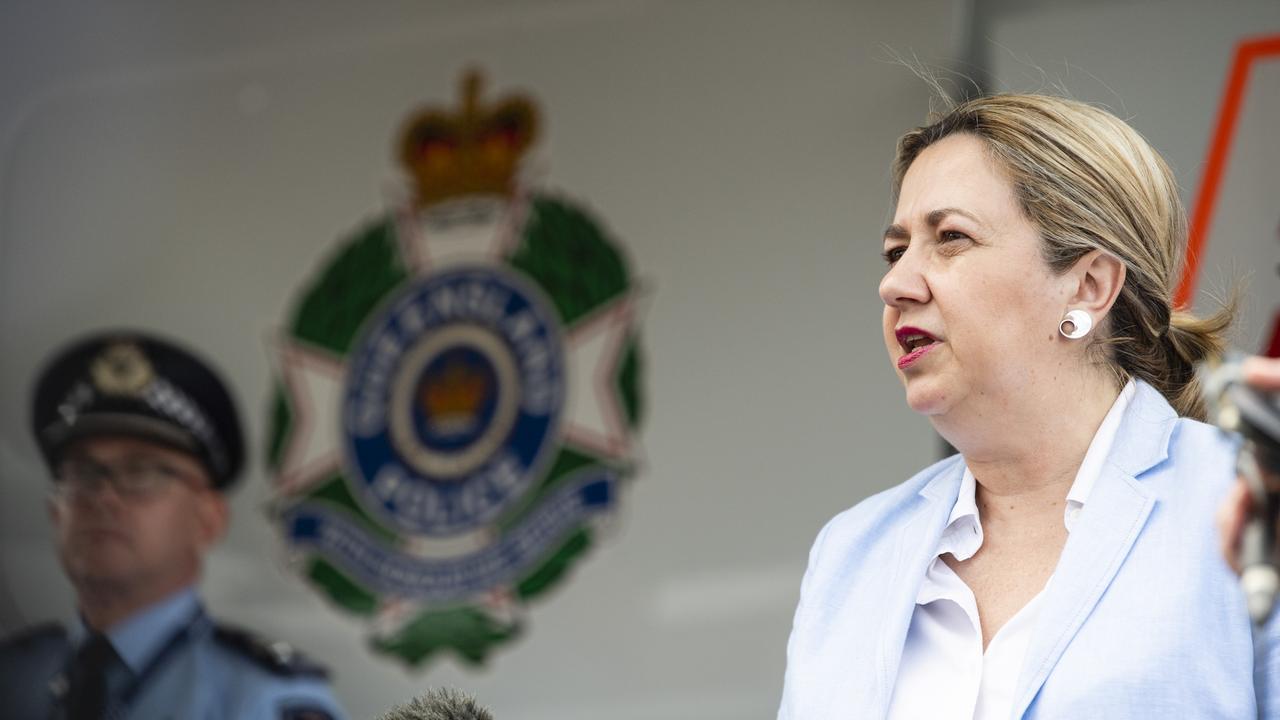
[878,248,930,307]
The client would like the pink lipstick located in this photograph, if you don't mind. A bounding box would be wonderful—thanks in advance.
[895,326,939,370]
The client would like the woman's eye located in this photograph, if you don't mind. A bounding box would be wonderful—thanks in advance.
[939,230,969,242]
[882,246,906,265]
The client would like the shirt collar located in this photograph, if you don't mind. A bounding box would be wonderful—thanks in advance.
[1065,379,1136,512]
[938,469,982,561]
[74,587,201,674]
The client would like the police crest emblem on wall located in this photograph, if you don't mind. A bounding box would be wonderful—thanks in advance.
[267,70,644,665]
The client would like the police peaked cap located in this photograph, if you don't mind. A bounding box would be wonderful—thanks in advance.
[31,330,246,489]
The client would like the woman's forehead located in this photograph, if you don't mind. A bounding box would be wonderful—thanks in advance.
[894,134,1018,227]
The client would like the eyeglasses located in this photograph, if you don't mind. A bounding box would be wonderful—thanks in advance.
[52,458,197,500]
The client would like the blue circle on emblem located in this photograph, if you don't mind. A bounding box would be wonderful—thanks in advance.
[342,265,565,536]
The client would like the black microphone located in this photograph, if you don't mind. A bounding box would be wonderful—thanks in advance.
[1207,355,1280,623]
[376,687,495,720]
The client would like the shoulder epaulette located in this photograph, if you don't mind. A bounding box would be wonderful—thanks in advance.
[212,624,329,679]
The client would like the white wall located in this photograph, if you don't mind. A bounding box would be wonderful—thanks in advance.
[0,2,955,718]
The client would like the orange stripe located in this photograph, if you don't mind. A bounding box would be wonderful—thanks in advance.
[1177,34,1280,309]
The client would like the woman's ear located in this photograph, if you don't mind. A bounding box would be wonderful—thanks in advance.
[1067,249,1126,318]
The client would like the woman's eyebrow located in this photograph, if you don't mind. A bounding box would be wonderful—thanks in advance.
[926,207,984,228]
[883,224,910,242]
[884,207,986,242]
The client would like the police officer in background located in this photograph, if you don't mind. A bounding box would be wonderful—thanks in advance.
[0,330,348,719]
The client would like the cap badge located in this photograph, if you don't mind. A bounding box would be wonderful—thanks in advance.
[90,342,154,396]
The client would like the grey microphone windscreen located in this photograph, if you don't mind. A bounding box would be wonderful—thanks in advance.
[377,687,495,720]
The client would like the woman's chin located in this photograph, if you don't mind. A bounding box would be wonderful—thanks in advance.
[903,378,951,416]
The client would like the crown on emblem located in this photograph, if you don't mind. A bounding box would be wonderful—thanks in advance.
[420,360,491,432]
[398,70,540,209]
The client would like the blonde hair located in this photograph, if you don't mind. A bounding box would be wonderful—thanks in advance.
[891,94,1231,420]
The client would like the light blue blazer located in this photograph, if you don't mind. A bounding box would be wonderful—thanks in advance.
[779,380,1277,719]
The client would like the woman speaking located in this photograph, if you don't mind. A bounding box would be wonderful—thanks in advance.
[778,94,1269,718]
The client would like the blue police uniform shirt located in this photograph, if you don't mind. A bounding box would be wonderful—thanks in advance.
[64,587,347,720]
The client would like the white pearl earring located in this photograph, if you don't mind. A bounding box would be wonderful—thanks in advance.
[1059,309,1093,339]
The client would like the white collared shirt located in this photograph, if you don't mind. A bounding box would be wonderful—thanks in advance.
[886,380,1136,720]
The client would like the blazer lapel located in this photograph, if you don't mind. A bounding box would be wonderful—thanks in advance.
[1010,381,1176,717]
[870,461,965,716]
[1009,465,1154,716]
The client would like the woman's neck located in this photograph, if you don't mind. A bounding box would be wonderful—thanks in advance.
[940,373,1123,526]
